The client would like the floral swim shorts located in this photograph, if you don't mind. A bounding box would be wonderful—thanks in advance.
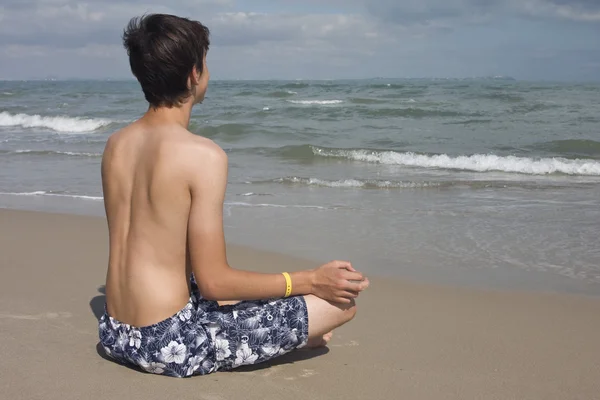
[98,276,309,378]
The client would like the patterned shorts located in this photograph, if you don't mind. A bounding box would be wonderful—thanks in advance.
[98,276,309,378]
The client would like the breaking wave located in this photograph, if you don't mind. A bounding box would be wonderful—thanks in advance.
[0,112,111,133]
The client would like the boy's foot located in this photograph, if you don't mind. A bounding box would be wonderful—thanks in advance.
[306,331,333,348]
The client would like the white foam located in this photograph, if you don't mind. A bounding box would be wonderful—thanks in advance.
[0,191,48,196]
[226,201,327,210]
[0,111,111,133]
[239,192,273,197]
[311,147,600,176]
[14,149,101,157]
[286,90,298,95]
[276,177,438,189]
[287,100,343,105]
[263,107,270,111]
[0,191,103,201]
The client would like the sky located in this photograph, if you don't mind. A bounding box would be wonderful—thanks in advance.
[0,0,599,81]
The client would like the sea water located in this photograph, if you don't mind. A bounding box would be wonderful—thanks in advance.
[1,79,599,295]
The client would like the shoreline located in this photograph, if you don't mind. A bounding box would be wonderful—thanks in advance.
[1,208,600,399]
[2,198,600,299]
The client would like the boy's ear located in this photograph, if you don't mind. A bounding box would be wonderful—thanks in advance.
[189,66,201,87]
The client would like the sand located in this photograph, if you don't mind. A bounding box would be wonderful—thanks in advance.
[1,208,599,400]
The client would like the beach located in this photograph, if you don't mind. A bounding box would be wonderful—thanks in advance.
[1,208,599,399]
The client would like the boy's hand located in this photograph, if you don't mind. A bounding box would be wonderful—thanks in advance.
[311,261,369,304]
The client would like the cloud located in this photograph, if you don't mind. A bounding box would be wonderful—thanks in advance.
[0,0,598,80]
[363,0,600,23]
[524,0,600,21]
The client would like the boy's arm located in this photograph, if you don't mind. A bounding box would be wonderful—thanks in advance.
[185,140,367,303]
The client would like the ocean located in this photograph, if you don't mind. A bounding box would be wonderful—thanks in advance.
[1,79,599,295]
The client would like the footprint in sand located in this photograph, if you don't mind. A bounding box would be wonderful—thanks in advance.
[282,369,316,381]
[0,312,72,320]
[300,369,316,378]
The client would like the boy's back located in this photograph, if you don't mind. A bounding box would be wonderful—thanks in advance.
[102,120,221,327]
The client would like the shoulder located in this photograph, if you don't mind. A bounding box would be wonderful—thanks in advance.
[102,125,134,157]
[172,131,229,190]
[177,133,228,168]
[101,128,126,168]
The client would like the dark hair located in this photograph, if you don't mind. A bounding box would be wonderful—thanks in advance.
[123,14,210,108]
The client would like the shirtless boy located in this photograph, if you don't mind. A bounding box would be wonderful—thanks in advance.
[98,13,369,377]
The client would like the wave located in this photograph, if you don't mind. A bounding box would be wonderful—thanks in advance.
[238,192,274,197]
[287,100,344,105]
[0,191,333,210]
[259,177,585,191]
[0,112,111,133]
[311,147,600,176]
[0,149,102,158]
[0,191,103,201]
[272,177,442,189]
[225,201,329,210]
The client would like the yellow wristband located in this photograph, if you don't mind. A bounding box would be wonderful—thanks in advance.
[282,272,292,298]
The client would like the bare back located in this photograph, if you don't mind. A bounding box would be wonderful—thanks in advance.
[102,121,202,327]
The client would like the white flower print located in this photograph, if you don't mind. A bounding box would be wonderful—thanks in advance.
[202,359,215,374]
[240,314,261,329]
[143,362,166,374]
[168,319,182,335]
[214,338,231,361]
[206,323,220,340]
[129,330,142,348]
[194,332,207,349]
[160,341,187,364]
[186,356,203,376]
[290,310,306,329]
[110,319,122,330]
[117,331,129,351]
[234,343,259,366]
[261,343,280,357]
[250,327,271,343]
[179,303,193,321]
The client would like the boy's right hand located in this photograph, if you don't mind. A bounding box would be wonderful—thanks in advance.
[311,261,370,304]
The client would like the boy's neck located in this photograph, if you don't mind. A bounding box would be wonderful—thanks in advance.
[142,101,194,129]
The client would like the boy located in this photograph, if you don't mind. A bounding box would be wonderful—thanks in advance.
[99,14,369,377]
